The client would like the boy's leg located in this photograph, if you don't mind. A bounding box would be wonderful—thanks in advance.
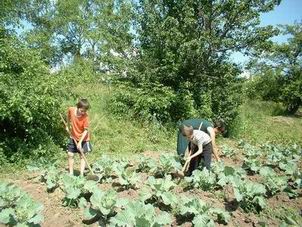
[67,138,77,175]
[80,141,92,176]
[67,152,74,175]
[202,143,212,170]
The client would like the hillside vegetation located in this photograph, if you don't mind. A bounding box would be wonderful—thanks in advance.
[231,100,302,145]
[0,1,301,226]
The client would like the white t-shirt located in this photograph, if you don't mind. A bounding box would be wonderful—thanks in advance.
[191,130,211,147]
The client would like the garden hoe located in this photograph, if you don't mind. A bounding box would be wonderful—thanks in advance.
[60,113,99,182]
[175,159,190,178]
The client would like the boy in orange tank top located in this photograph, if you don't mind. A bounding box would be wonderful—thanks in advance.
[66,98,92,176]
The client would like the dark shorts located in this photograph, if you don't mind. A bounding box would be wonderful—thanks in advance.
[67,138,92,154]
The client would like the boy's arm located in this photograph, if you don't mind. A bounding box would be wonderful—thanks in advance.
[77,116,89,150]
[207,127,220,161]
[76,129,88,151]
[187,145,192,157]
[183,144,202,171]
[184,146,190,159]
[188,144,203,159]
[78,130,88,144]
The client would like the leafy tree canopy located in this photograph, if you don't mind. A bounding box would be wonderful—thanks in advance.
[111,0,281,125]
[247,22,302,114]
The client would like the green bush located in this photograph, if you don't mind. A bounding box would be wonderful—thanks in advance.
[110,81,224,124]
[169,89,200,121]
[244,70,280,102]
[110,83,176,122]
[58,59,96,87]
[110,78,241,128]
[0,33,66,162]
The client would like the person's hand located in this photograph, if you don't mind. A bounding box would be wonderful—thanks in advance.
[77,142,83,152]
[182,159,191,173]
[185,156,192,165]
[185,156,192,162]
[185,157,192,166]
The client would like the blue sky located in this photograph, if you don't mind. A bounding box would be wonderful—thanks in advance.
[260,0,302,27]
[231,0,302,65]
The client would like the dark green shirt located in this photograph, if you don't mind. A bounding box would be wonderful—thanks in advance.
[177,119,213,156]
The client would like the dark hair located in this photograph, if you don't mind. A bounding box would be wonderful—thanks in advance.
[180,124,193,137]
[76,98,90,110]
[213,119,226,132]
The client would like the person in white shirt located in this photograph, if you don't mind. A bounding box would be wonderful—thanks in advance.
[180,124,213,175]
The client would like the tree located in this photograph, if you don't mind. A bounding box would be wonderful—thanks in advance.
[22,0,59,65]
[0,0,30,27]
[0,0,66,162]
[248,22,302,114]
[112,0,280,125]
[23,0,134,68]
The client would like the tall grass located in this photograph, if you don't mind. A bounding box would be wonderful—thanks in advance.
[231,100,302,145]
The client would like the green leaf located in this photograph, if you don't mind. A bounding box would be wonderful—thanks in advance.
[259,167,275,177]
[115,198,129,208]
[15,223,28,227]
[135,216,151,227]
[153,211,172,225]
[78,197,88,209]
[193,214,215,227]
[28,214,44,225]
[209,208,231,224]
[90,189,117,216]
[161,192,177,206]
[0,208,15,224]
[139,187,152,202]
[234,188,243,202]
[83,180,99,193]
[253,196,266,209]
[224,166,235,176]
[83,208,98,220]
[66,188,81,200]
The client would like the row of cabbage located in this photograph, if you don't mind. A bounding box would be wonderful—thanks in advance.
[26,141,301,226]
[27,155,230,226]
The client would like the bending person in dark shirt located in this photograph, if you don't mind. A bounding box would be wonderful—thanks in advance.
[177,119,226,161]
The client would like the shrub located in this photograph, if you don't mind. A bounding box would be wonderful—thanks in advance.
[0,33,66,162]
